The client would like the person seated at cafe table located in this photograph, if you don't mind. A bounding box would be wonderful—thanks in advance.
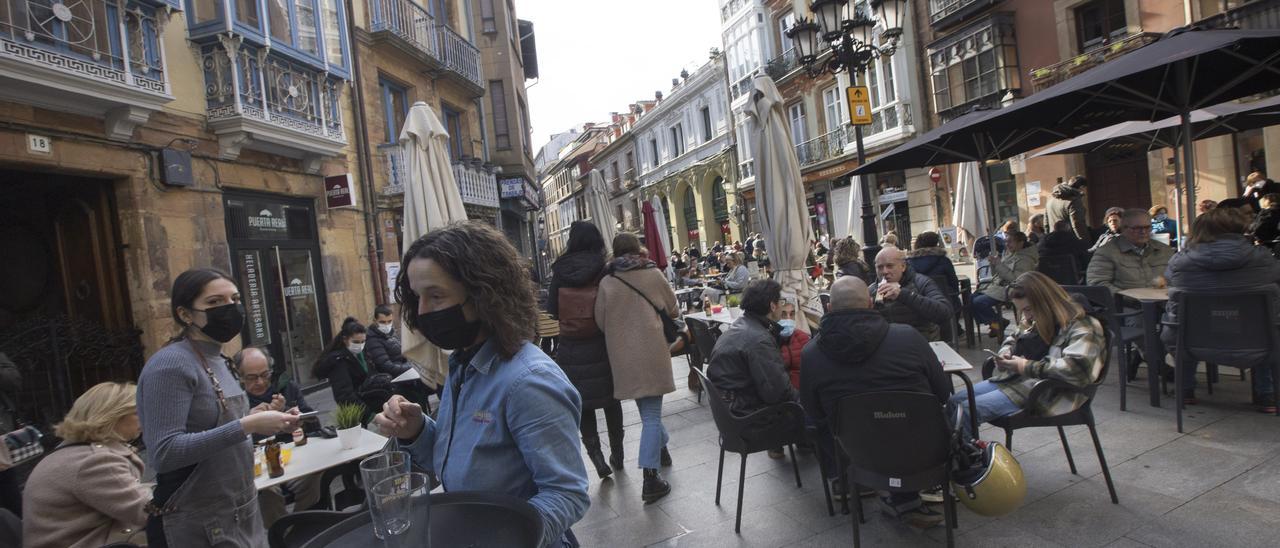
[234,347,322,527]
[1087,208,1175,293]
[1161,206,1280,410]
[710,254,750,293]
[951,272,1106,437]
[373,221,589,548]
[971,230,1038,339]
[707,279,797,458]
[800,275,950,528]
[1089,206,1125,253]
[869,246,953,342]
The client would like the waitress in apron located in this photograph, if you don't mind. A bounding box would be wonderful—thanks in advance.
[137,268,299,547]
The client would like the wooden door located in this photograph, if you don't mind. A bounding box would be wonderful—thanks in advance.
[1085,153,1151,227]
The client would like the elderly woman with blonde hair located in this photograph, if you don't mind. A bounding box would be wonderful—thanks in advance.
[23,382,149,548]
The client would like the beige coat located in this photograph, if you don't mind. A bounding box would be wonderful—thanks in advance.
[23,440,150,548]
[595,263,679,400]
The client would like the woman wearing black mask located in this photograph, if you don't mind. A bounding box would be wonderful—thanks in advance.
[137,268,297,547]
[374,222,589,548]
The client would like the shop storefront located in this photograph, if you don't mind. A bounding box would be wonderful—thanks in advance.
[225,193,332,384]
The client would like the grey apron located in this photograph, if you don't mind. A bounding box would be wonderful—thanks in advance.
[151,346,266,547]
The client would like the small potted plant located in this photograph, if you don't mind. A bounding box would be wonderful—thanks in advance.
[334,403,366,450]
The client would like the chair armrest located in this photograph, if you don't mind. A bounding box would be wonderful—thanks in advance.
[732,401,807,447]
[1026,378,1091,407]
[1114,309,1142,319]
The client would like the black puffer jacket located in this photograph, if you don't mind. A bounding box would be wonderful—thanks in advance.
[867,265,953,342]
[548,250,614,410]
[313,349,369,408]
[1161,234,1280,366]
[1039,228,1092,273]
[365,327,410,376]
[800,309,951,425]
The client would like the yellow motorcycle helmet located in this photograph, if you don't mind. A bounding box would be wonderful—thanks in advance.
[951,441,1026,517]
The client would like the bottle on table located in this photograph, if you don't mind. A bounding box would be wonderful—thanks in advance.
[265,440,284,478]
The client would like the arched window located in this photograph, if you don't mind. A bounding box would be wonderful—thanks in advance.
[712,177,728,221]
[683,186,699,240]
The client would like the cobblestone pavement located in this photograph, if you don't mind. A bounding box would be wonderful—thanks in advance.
[571,345,1280,547]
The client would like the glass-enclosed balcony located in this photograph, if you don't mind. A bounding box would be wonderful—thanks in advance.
[0,0,172,139]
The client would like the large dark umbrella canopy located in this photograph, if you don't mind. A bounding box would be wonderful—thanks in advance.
[1030,94,1280,157]
[852,27,1280,175]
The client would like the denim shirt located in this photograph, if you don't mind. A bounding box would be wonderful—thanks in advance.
[403,339,589,547]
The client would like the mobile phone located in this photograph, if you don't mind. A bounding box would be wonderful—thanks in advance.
[295,410,319,420]
[983,349,1004,360]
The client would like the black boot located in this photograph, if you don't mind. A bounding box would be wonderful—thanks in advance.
[642,469,671,503]
[609,433,625,470]
[584,439,612,480]
[660,446,672,467]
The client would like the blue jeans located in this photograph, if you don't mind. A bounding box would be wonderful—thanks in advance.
[970,294,1003,325]
[950,381,1021,438]
[635,396,669,469]
[1180,359,1276,395]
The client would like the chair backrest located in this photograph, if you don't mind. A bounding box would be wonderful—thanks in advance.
[269,509,353,548]
[686,317,719,364]
[1061,285,1117,332]
[694,367,747,439]
[834,392,951,488]
[926,273,959,298]
[1037,255,1081,286]
[1177,290,1276,355]
[818,293,831,313]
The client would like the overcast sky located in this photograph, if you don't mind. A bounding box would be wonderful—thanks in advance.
[514,0,724,155]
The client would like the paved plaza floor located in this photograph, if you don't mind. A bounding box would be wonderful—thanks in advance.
[572,345,1280,547]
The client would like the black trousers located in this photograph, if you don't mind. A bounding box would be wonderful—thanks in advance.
[580,400,624,448]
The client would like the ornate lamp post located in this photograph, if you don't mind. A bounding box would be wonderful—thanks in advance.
[788,0,905,262]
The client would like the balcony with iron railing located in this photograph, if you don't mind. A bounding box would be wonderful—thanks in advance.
[378,144,500,208]
[929,0,998,30]
[0,0,172,139]
[623,168,638,189]
[1200,0,1280,29]
[369,0,483,94]
[795,125,852,168]
[1029,31,1161,92]
[764,49,801,82]
[201,39,346,171]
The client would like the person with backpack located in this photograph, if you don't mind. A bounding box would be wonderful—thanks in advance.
[546,221,625,480]
[951,272,1107,437]
[595,232,680,503]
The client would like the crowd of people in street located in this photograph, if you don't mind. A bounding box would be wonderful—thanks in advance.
[4,168,1279,548]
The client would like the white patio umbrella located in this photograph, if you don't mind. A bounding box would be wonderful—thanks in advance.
[586,169,617,245]
[649,196,672,263]
[953,161,990,249]
[844,175,867,245]
[745,74,819,330]
[397,101,467,389]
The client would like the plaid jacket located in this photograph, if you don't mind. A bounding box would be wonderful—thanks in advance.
[990,315,1106,416]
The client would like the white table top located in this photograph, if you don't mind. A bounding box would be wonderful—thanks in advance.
[1118,287,1169,302]
[684,307,741,325]
[392,367,420,383]
[930,342,973,373]
[255,429,388,491]
[674,287,706,295]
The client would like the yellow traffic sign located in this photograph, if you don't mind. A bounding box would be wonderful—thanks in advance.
[847,86,872,126]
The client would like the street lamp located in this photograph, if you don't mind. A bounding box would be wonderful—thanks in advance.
[788,0,906,262]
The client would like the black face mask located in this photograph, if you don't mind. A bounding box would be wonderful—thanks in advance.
[416,302,481,351]
[194,302,245,343]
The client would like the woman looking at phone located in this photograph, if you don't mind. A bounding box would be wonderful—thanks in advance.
[950,271,1106,436]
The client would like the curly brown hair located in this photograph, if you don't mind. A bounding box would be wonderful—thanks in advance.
[395,221,537,359]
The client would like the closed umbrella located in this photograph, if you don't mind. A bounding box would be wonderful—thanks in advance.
[586,169,618,246]
[397,101,467,389]
[745,74,818,330]
[649,196,672,265]
[953,162,990,249]
[844,175,866,245]
[641,201,668,270]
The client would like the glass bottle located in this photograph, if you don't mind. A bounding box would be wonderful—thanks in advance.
[265,440,284,478]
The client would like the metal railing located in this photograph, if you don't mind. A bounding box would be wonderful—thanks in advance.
[369,0,482,88]
[379,143,406,195]
[765,49,800,81]
[1028,32,1160,92]
[795,125,852,167]
[928,0,989,25]
[203,41,346,143]
[1200,0,1280,29]
[454,161,500,208]
[623,168,638,189]
[868,102,912,136]
[0,0,167,96]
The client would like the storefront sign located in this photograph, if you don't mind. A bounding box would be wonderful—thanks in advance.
[801,157,861,184]
[500,177,525,199]
[940,227,960,248]
[385,261,400,296]
[325,174,356,208]
[1026,180,1042,207]
[239,250,271,346]
[878,190,909,204]
[247,208,288,234]
[283,278,315,298]
[847,86,873,125]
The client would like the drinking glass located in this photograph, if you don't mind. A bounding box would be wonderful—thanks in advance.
[369,472,429,542]
[360,451,411,539]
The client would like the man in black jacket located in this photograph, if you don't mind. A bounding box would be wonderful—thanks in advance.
[707,279,796,416]
[366,304,410,376]
[869,246,953,341]
[801,276,951,529]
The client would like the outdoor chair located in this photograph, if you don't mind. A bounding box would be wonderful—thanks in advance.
[299,492,543,547]
[536,312,559,358]
[833,391,958,548]
[1063,285,1143,411]
[1037,255,1082,286]
[686,317,720,404]
[312,461,364,511]
[694,368,807,534]
[1167,291,1280,433]
[268,509,355,548]
[983,352,1120,504]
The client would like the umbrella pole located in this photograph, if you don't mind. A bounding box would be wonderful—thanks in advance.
[1180,111,1197,230]
[1172,145,1184,248]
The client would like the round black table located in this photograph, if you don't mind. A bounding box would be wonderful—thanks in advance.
[302,492,543,548]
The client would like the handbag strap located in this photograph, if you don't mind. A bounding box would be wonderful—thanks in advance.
[609,273,664,313]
